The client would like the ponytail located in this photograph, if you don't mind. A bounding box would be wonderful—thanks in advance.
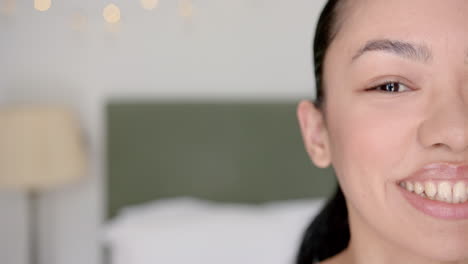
[296,185,350,263]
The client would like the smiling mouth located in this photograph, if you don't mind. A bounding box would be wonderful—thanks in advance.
[399,180,468,204]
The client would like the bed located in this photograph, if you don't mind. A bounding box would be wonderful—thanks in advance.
[104,100,336,264]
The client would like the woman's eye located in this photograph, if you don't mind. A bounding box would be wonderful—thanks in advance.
[368,82,411,93]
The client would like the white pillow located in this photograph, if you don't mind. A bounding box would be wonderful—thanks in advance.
[104,197,325,264]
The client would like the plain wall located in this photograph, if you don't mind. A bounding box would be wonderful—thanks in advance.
[0,0,326,263]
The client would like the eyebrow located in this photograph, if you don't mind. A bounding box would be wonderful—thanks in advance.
[351,39,433,63]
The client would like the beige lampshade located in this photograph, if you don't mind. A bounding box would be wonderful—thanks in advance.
[0,106,87,191]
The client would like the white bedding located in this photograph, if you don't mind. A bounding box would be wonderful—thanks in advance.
[104,197,325,264]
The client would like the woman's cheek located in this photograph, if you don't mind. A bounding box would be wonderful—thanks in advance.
[329,106,408,205]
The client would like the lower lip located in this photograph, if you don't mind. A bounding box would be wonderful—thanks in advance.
[398,186,468,220]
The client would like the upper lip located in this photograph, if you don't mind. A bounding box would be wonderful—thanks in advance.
[402,162,468,182]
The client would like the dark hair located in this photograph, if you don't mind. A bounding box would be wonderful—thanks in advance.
[296,0,350,263]
[312,0,346,110]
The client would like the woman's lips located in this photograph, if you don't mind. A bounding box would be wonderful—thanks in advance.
[398,162,468,220]
[399,187,468,220]
[403,162,468,182]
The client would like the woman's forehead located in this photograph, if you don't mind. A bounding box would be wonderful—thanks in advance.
[332,0,468,62]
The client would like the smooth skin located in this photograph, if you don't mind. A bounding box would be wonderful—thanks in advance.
[297,0,468,263]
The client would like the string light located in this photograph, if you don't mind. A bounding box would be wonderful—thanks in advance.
[1,0,15,15]
[103,3,120,24]
[140,0,158,10]
[71,12,87,32]
[34,0,51,12]
[179,0,193,17]
[17,0,204,31]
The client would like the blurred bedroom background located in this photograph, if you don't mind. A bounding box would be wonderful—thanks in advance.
[0,0,335,264]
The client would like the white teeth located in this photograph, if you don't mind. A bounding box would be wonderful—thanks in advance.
[453,182,467,203]
[400,180,468,204]
[405,182,414,192]
[424,182,437,199]
[436,182,452,203]
[414,182,424,195]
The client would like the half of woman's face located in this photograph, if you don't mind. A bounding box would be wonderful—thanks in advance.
[302,0,468,261]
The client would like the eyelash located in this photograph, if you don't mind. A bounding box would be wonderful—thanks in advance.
[366,81,412,93]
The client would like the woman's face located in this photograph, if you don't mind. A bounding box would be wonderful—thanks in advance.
[299,0,468,261]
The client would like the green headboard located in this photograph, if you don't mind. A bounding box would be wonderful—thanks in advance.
[106,101,336,218]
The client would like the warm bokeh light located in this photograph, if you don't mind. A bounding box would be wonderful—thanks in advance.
[179,0,193,17]
[140,0,158,10]
[1,0,15,15]
[71,12,87,32]
[103,3,120,24]
[34,0,51,12]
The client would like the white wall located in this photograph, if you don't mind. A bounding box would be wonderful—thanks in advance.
[0,0,326,263]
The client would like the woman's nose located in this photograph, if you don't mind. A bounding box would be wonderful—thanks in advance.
[417,92,468,154]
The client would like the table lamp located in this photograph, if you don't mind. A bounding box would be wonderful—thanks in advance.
[0,106,87,264]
